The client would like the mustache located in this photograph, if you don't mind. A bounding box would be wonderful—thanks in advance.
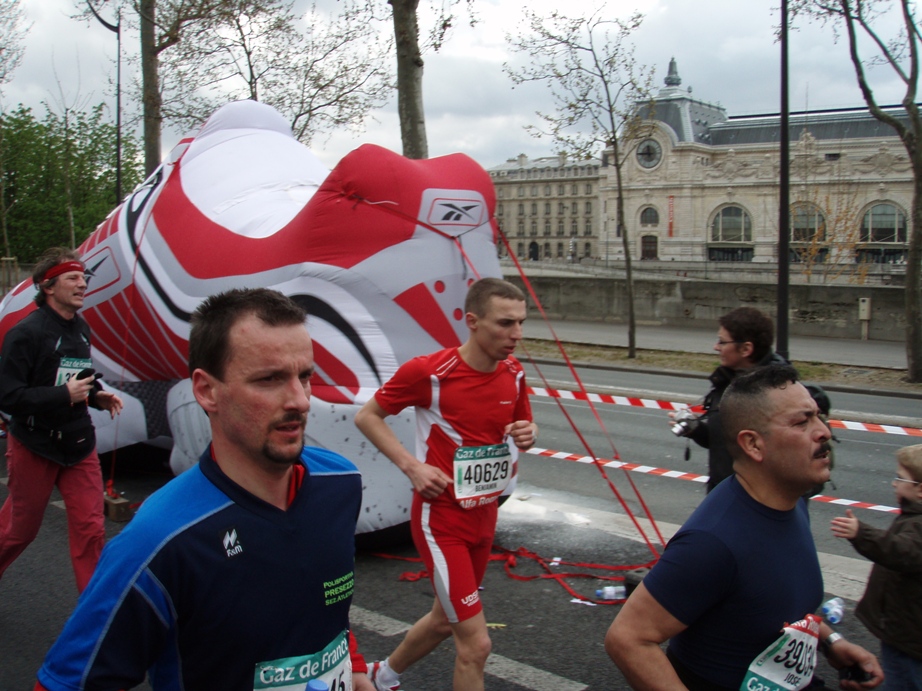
[276,412,306,426]
[814,441,832,458]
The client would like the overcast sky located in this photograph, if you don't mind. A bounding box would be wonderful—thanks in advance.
[5,0,907,171]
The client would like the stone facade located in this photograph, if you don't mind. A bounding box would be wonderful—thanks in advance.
[491,59,913,278]
[610,61,912,271]
[488,153,602,262]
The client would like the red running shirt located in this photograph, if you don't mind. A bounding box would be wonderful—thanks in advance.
[374,347,532,506]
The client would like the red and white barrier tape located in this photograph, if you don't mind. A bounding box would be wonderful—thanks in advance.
[524,446,900,514]
[527,386,922,437]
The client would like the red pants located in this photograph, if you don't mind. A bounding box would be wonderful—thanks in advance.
[411,496,497,624]
[0,434,105,592]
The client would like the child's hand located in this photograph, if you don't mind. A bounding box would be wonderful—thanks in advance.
[830,509,859,540]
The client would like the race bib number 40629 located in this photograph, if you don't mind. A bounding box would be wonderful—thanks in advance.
[453,443,513,506]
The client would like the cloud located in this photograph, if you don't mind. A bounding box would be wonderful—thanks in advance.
[8,0,912,173]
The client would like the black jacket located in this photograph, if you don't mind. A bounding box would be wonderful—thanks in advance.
[0,304,102,465]
[688,351,789,492]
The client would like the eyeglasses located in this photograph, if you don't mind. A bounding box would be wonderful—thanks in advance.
[715,339,743,347]
[893,477,920,485]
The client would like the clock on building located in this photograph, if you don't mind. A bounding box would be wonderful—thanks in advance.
[636,139,662,169]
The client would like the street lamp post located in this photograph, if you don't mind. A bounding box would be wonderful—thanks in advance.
[778,0,791,360]
[86,1,121,204]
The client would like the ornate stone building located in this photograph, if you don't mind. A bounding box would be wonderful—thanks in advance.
[487,153,602,262]
[604,59,912,273]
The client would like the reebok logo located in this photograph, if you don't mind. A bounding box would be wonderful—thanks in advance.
[438,202,480,223]
[223,528,243,557]
[423,194,487,234]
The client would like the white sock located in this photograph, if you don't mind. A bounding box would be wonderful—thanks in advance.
[377,659,400,686]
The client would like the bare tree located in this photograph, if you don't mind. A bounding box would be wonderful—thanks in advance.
[793,0,922,381]
[0,0,29,264]
[159,0,393,146]
[0,0,28,87]
[81,0,231,174]
[377,0,474,159]
[504,6,654,358]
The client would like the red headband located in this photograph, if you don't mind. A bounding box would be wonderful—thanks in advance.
[41,260,85,283]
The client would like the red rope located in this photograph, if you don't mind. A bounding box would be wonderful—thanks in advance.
[500,232,665,555]
[368,545,655,605]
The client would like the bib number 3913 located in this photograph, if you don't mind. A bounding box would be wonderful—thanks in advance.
[741,613,820,691]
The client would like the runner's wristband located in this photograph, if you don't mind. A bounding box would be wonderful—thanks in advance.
[820,632,844,656]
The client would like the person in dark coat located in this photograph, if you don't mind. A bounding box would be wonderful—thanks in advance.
[0,247,123,592]
[674,307,782,492]
[831,443,922,690]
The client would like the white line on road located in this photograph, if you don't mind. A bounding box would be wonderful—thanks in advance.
[349,605,588,691]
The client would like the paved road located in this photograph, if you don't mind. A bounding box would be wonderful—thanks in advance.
[524,319,908,370]
[0,322,915,690]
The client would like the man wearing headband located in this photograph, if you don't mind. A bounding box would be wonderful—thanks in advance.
[0,247,123,593]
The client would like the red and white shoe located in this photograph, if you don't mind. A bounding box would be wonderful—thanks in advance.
[368,661,401,691]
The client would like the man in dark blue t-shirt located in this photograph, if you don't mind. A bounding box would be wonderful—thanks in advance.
[606,365,882,691]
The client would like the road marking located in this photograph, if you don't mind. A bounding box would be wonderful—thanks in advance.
[350,606,588,691]
[348,606,410,637]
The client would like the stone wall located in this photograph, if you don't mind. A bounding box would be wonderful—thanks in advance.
[506,274,906,341]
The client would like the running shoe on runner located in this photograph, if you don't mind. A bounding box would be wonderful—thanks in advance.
[368,660,401,691]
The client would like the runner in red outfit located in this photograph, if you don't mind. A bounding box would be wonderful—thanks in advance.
[355,278,537,691]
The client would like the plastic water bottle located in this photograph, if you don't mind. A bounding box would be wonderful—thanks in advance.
[306,680,329,691]
[821,597,845,624]
[596,585,626,600]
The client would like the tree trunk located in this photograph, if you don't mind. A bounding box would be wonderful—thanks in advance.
[140,0,162,176]
[0,115,9,259]
[389,0,427,159]
[907,154,922,381]
[613,145,636,358]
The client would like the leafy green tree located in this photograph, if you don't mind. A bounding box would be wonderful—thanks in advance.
[0,104,143,263]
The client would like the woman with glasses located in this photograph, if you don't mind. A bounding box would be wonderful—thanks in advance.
[671,306,784,492]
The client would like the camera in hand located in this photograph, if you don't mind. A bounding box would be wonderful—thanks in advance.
[839,665,871,683]
[76,368,102,381]
[671,408,700,437]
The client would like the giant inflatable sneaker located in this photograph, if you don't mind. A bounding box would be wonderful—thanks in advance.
[0,100,503,536]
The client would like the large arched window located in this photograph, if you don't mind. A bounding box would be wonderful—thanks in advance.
[857,202,908,263]
[709,205,754,261]
[710,205,752,242]
[640,207,659,226]
[861,203,907,243]
[791,203,825,242]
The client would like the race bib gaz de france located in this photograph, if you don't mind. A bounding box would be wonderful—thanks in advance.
[453,443,513,509]
[741,613,820,691]
[55,357,93,386]
[254,630,351,691]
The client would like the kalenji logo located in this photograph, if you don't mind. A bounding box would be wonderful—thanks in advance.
[223,529,243,557]
[461,590,480,607]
